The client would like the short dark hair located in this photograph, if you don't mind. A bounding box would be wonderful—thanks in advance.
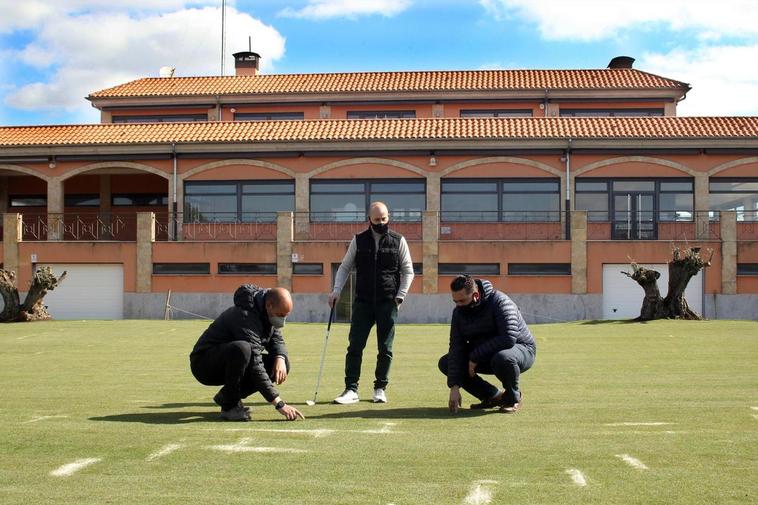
[450,275,475,293]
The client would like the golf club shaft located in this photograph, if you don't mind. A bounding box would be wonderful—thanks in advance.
[312,305,335,403]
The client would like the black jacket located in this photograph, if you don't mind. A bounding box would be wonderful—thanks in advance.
[447,279,536,388]
[190,285,287,401]
[354,227,402,303]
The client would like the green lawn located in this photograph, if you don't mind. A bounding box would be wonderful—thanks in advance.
[1,319,756,505]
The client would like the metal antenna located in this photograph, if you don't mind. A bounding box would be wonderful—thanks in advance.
[220,0,226,75]
[249,36,252,52]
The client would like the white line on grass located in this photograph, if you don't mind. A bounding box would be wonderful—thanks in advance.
[226,428,337,438]
[353,422,399,434]
[146,443,183,461]
[603,422,674,426]
[565,469,587,487]
[23,415,68,424]
[615,454,649,470]
[50,458,101,477]
[462,480,498,505]
[208,437,308,454]
[751,406,758,411]
[753,414,758,420]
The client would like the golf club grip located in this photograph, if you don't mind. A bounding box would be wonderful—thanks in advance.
[327,304,335,331]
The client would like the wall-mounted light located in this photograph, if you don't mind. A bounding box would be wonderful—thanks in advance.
[48,156,56,169]
[428,152,437,167]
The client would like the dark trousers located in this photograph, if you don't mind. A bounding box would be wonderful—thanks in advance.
[190,341,289,409]
[344,299,398,391]
[438,344,535,406]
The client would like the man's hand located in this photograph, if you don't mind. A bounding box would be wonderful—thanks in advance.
[277,403,305,421]
[328,292,339,308]
[468,360,477,378]
[272,356,287,385]
[448,387,462,414]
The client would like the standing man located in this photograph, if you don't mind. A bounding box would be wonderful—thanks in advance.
[329,201,415,404]
[438,275,536,414]
[190,284,304,421]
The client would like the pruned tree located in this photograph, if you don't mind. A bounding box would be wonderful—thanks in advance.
[623,246,712,321]
[0,267,67,322]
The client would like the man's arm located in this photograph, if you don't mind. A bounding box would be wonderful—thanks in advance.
[329,237,357,305]
[469,292,519,363]
[395,237,414,302]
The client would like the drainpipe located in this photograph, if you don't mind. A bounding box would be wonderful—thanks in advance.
[565,138,572,239]
[172,142,178,240]
[543,89,549,117]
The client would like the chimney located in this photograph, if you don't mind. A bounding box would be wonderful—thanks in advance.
[233,51,261,76]
[607,56,635,69]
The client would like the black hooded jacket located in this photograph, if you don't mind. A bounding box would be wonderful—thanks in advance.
[447,279,536,388]
[190,285,287,401]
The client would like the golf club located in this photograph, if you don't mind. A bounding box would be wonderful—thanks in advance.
[306,304,335,406]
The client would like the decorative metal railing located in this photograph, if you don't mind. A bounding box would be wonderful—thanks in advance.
[293,212,422,241]
[585,210,720,241]
[20,212,137,241]
[155,213,277,241]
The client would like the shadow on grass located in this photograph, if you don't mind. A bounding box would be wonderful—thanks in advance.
[579,319,642,325]
[90,411,219,424]
[141,402,216,409]
[303,406,490,420]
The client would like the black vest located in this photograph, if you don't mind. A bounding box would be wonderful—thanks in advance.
[354,227,402,303]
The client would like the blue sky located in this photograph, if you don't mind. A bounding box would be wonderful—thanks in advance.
[1,0,757,125]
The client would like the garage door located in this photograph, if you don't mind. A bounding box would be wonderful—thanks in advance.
[39,264,124,320]
[602,263,703,320]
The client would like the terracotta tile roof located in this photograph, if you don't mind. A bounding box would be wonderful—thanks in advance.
[0,117,755,147]
[88,69,689,99]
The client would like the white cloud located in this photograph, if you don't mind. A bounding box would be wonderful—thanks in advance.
[279,0,412,20]
[3,6,285,120]
[640,45,758,116]
[480,0,758,41]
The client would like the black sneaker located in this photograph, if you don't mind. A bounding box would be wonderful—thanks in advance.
[499,392,523,414]
[470,390,505,409]
[213,391,250,412]
[219,405,251,422]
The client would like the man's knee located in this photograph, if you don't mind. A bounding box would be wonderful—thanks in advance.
[438,354,449,375]
[490,349,518,371]
[224,341,252,364]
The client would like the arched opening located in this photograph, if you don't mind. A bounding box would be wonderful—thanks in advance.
[1,169,49,241]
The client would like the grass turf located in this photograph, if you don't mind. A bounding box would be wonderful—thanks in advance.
[0,319,756,504]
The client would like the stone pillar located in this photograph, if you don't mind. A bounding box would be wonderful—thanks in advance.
[100,110,112,123]
[319,105,331,119]
[3,213,22,275]
[294,174,309,239]
[426,174,441,213]
[664,102,677,116]
[694,173,709,240]
[571,211,588,294]
[0,177,8,212]
[422,210,439,294]
[136,212,155,293]
[545,103,560,117]
[432,104,444,118]
[277,211,294,291]
[99,175,112,239]
[47,179,64,241]
[720,211,737,295]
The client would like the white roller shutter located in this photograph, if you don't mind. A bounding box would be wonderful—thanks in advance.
[602,263,703,320]
[39,264,124,320]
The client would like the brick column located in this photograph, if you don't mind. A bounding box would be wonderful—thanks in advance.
[432,104,444,118]
[294,174,309,239]
[319,105,331,119]
[0,176,8,212]
[3,213,22,275]
[136,212,155,293]
[571,211,588,294]
[277,211,294,290]
[720,211,737,295]
[426,173,440,213]
[99,175,112,239]
[422,210,439,294]
[694,173,710,240]
[545,103,560,117]
[47,179,64,240]
[664,102,676,116]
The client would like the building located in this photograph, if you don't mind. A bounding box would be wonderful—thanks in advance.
[1,54,756,322]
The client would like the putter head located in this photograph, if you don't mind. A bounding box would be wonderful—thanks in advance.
[305,400,315,406]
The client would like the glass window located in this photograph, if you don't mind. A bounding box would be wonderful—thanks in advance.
[460,109,532,118]
[112,194,168,206]
[660,181,693,191]
[293,263,323,275]
[184,181,294,223]
[65,194,100,207]
[613,181,655,192]
[10,196,46,207]
[218,263,276,275]
[153,263,209,275]
[235,112,304,121]
[560,109,664,117]
[508,263,571,275]
[737,264,758,275]
[441,194,499,222]
[310,180,425,222]
[185,183,236,194]
[659,193,694,222]
[441,178,559,222]
[709,179,758,221]
[575,193,609,221]
[575,181,607,192]
[347,110,416,119]
[439,263,500,275]
[710,181,758,192]
[502,193,559,222]
[113,114,207,123]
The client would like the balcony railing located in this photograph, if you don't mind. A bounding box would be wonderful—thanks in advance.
[585,210,720,241]
[294,212,423,241]
[155,213,277,241]
[438,211,565,240]
[21,212,137,241]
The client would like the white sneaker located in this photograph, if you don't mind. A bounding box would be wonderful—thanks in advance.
[372,388,387,403]
[333,389,360,404]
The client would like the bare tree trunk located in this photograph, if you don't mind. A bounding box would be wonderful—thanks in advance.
[623,247,712,321]
[0,267,67,322]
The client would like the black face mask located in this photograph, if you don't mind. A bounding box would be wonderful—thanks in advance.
[462,294,481,312]
[370,222,389,234]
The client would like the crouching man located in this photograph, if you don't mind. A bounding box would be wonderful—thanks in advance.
[190,284,304,421]
[439,275,536,414]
